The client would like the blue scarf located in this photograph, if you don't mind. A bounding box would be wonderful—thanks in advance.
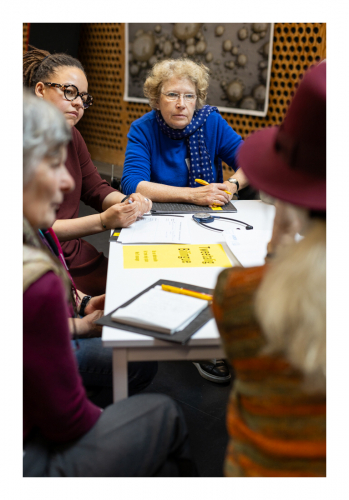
[156,105,223,187]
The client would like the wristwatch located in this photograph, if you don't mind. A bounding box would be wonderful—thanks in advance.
[80,295,92,317]
[227,177,239,191]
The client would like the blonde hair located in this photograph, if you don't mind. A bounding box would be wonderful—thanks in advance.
[143,58,210,110]
[255,219,326,393]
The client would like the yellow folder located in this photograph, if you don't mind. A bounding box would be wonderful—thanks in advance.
[123,244,232,269]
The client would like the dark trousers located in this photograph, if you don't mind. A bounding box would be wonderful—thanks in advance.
[23,393,198,477]
[74,337,158,407]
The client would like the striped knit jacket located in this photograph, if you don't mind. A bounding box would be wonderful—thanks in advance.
[212,266,326,477]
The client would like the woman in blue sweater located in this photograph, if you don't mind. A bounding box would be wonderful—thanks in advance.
[122,59,247,383]
[121,58,248,206]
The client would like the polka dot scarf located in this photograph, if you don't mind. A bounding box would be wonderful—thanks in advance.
[156,105,223,187]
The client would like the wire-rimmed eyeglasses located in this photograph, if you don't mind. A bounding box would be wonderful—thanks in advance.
[44,83,93,109]
[161,92,197,103]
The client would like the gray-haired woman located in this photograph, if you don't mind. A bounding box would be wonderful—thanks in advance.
[23,89,158,406]
[23,92,197,477]
[123,59,241,383]
[121,58,249,206]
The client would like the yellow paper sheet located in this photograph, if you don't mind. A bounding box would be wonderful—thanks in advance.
[211,206,223,211]
[123,244,231,269]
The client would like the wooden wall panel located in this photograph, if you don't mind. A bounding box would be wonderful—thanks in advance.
[23,23,29,52]
[23,23,326,175]
[76,23,127,165]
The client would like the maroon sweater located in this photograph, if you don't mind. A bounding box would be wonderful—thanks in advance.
[23,271,100,443]
[56,127,115,269]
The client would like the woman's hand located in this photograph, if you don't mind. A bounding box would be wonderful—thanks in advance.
[84,294,105,316]
[223,181,238,197]
[101,194,152,229]
[101,198,139,229]
[128,193,152,215]
[69,310,104,339]
[189,183,232,206]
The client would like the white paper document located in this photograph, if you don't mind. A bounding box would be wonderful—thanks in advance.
[111,286,207,334]
[224,228,273,267]
[117,216,191,244]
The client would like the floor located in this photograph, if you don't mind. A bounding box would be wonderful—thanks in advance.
[79,175,233,477]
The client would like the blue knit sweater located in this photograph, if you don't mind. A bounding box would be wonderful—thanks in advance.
[121,110,243,195]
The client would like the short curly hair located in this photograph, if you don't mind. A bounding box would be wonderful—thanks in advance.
[143,58,210,110]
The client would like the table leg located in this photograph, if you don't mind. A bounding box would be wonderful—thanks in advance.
[112,349,128,402]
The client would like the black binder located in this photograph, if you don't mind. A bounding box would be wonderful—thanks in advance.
[109,228,122,242]
[150,201,237,214]
[96,279,213,344]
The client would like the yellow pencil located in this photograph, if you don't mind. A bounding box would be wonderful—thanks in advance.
[195,178,231,195]
[161,284,213,301]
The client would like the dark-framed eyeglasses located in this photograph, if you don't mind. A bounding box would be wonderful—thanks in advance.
[44,82,93,109]
[161,92,197,103]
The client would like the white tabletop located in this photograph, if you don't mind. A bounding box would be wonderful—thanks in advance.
[102,200,275,349]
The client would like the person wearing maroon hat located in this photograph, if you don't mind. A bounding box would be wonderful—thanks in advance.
[212,62,326,476]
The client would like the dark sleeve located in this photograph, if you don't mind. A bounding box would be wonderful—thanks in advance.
[121,120,153,195]
[73,128,116,211]
[23,272,101,442]
[214,114,244,172]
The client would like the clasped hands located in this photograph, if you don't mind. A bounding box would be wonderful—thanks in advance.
[69,294,106,339]
[102,193,152,230]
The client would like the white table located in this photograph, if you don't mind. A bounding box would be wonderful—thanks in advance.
[102,200,275,402]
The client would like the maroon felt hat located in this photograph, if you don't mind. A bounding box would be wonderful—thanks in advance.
[238,61,326,211]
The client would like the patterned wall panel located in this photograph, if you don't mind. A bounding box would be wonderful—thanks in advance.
[77,23,126,165]
[23,23,325,176]
[224,23,326,132]
[221,23,326,176]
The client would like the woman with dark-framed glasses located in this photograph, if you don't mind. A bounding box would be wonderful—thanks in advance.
[121,58,249,207]
[23,46,152,297]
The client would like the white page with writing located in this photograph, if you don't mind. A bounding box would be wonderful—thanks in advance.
[111,286,207,333]
[225,229,304,267]
[224,228,272,267]
[118,216,192,244]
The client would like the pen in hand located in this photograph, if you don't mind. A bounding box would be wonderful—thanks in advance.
[195,178,231,195]
[121,195,133,204]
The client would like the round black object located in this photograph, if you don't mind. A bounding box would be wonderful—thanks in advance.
[192,213,215,223]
